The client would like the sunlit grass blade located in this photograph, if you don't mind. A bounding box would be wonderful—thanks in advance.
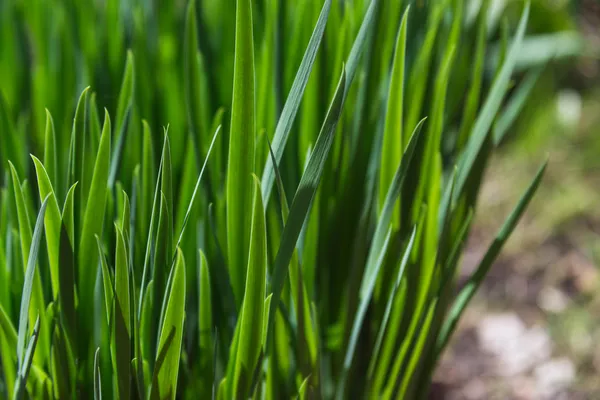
[151,249,186,400]
[31,156,61,299]
[109,51,134,188]
[79,110,111,328]
[453,2,530,201]
[267,68,346,346]
[67,87,90,198]
[227,0,257,306]
[338,120,425,397]
[261,0,332,204]
[16,196,49,369]
[368,227,416,378]
[379,7,409,226]
[43,109,57,189]
[11,163,48,364]
[232,177,267,399]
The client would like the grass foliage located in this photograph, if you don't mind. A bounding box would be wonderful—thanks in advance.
[0,0,552,398]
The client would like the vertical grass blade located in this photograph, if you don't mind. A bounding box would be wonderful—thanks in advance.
[151,249,186,400]
[379,7,409,227]
[232,177,267,399]
[109,51,134,188]
[227,0,257,306]
[79,110,111,329]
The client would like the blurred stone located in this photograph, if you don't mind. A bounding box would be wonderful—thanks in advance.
[556,89,582,130]
[477,313,551,376]
[538,286,569,313]
[534,357,576,398]
[462,380,487,400]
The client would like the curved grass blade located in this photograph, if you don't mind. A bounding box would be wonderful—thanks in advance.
[31,156,61,299]
[62,183,78,245]
[66,87,90,196]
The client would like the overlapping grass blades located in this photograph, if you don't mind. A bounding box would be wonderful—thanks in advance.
[0,0,569,398]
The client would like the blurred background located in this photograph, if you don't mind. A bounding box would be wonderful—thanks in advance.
[433,0,600,398]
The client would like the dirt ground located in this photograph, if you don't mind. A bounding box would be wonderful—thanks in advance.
[432,121,600,399]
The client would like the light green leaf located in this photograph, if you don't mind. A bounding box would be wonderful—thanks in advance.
[17,196,49,369]
[151,249,186,400]
[267,68,346,347]
[79,110,111,320]
[109,51,135,188]
[227,0,257,306]
[31,156,61,299]
[379,7,409,227]
[232,177,267,399]
[42,109,57,189]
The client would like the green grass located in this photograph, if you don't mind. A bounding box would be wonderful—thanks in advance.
[0,0,572,398]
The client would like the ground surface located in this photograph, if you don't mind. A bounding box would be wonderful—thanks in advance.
[433,85,600,399]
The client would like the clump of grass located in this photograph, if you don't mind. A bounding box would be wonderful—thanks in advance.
[0,0,552,398]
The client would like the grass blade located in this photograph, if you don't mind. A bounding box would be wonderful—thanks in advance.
[232,177,267,399]
[261,0,332,204]
[79,110,111,324]
[109,51,134,188]
[31,156,61,299]
[17,196,49,369]
[151,249,186,400]
[266,68,347,348]
[436,160,547,354]
[227,0,257,306]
